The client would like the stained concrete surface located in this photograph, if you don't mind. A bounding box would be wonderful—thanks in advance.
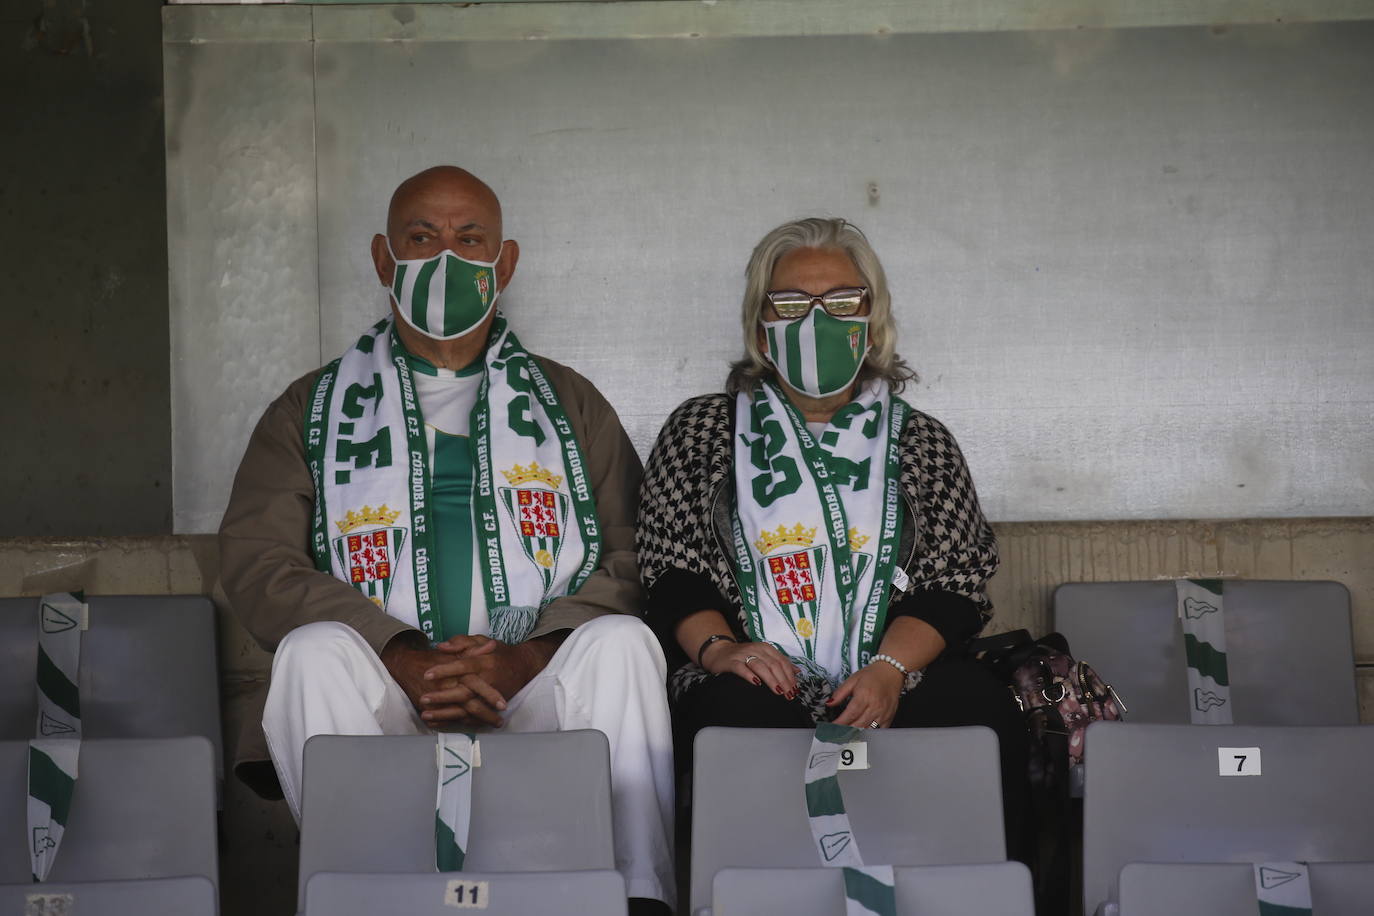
[1,0,172,536]
[987,517,1374,660]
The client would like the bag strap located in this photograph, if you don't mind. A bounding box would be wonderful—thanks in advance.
[972,629,1079,682]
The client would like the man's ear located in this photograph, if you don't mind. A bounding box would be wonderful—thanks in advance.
[496,239,520,292]
[371,233,394,288]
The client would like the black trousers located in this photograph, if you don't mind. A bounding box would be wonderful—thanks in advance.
[672,654,1034,867]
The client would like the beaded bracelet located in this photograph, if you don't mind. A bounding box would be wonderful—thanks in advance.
[871,653,922,694]
[871,653,909,676]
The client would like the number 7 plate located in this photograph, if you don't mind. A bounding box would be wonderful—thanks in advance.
[1218,746,1262,776]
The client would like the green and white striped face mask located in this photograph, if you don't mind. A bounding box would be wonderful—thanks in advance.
[386,239,502,341]
[762,309,871,398]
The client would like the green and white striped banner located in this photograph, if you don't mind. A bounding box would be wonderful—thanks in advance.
[28,740,80,882]
[1176,579,1232,724]
[1254,862,1312,916]
[30,592,86,882]
[36,594,84,739]
[435,734,477,872]
[804,723,896,916]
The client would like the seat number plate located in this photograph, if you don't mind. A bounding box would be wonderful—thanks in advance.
[1218,746,1262,776]
[838,741,869,770]
[445,880,490,908]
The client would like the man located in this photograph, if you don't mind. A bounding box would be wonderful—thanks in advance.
[219,166,674,913]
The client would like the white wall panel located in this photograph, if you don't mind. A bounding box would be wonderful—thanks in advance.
[165,9,320,533]
[167,8,1374,531]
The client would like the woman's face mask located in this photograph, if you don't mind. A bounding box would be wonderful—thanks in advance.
[762,308,871,398]
[385,238,502,340]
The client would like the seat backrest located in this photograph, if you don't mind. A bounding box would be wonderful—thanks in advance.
[1082,722,1374,916]
[0,876,217,916]
[0,596,223,765]
[304,869,627,915]
[712,862,1035,916]
[1119,862,1374,916]
[297,731,615,910]
[0,737,218,886]
[690,726,1006,914]
[1053,580,1356,724]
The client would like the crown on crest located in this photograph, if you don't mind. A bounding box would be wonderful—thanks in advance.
[335,504,401,534]
[754,523,817,554]
[501,461,564,489]
[848,528,870,551]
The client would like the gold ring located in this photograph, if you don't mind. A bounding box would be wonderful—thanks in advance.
[744,655,759,665]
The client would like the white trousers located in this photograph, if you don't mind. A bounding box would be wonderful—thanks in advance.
[262,615,676,903]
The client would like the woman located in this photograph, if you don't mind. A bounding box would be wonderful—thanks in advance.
[637,217,1029,859]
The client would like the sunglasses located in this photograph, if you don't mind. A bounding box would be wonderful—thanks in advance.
[764,286,869,320]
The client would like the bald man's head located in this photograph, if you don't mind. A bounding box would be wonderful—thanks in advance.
[371,165,520,314]
[386,166,503,240]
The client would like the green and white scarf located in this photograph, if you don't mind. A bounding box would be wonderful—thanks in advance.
[30,592,85,882]
[1176,579,1232,724]
[731,379,907,686]
[435,734,477,872]
[306,314,600,645]
[804,723,896,916]
[1254,862,1312,916]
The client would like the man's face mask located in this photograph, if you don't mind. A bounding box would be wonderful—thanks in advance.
[385,238,502,340]
[762,307,871,399]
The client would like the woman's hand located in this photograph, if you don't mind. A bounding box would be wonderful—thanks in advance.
[702,639,798,699]
[827,661,904,728]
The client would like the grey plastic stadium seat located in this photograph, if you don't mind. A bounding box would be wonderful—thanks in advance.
[690,726,1006,915]
[711,862,1035,916]
[304,869,627,915]
[0,596,223,767]
[1081,722,1374,916]
[1053,580,1356,724]
[0,737,218,887]
[297,731,615,911]
[1115,862,1374,916]
[0,876,217,915]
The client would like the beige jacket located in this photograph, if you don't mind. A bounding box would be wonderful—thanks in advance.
[218,353,644,798]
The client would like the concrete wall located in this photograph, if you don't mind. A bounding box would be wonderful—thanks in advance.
[2,524,1371,915]
[1,0,172,536]
[164,10,1374,532]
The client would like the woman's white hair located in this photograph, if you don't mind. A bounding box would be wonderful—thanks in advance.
[727,217,916,395]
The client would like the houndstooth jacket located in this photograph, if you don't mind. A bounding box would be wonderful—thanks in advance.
[637,391,1000,719]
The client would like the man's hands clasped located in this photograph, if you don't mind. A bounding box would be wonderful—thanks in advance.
[381,633,551,728]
